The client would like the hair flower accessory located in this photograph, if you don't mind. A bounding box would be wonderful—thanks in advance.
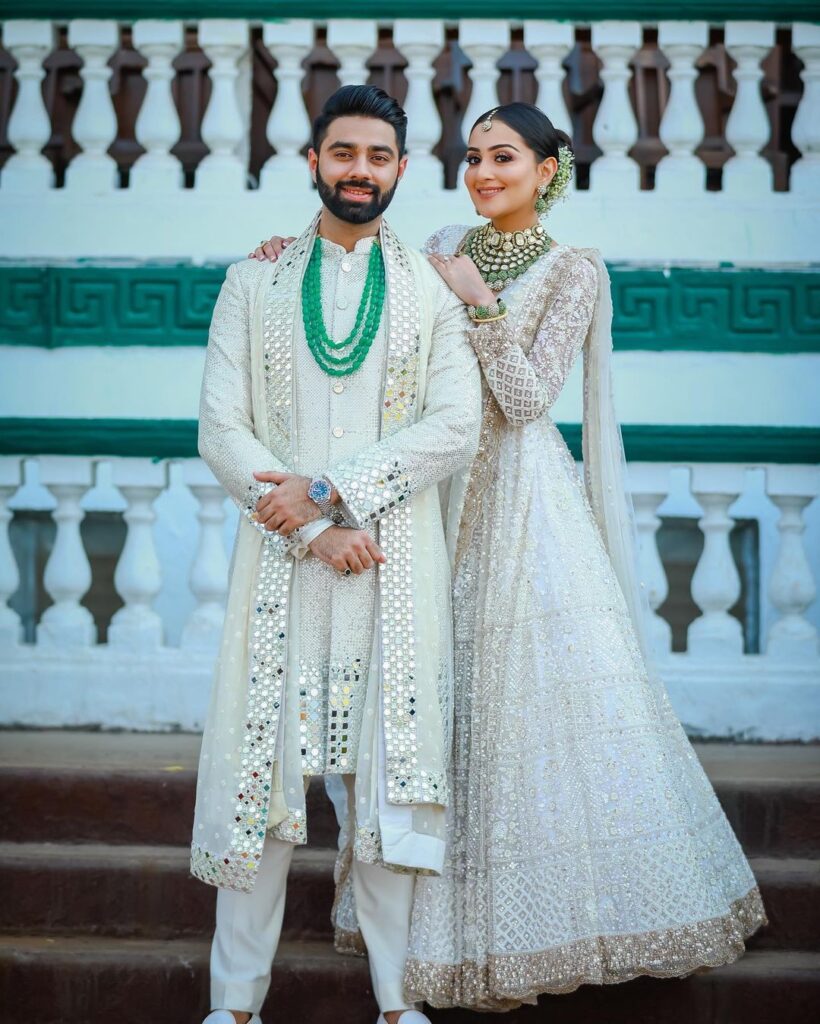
[541,145,575,215]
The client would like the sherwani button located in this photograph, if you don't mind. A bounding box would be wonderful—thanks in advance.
[341,261,352,272]
[333,426,345,437]
[337,297,349,310]
[333,382,345,394]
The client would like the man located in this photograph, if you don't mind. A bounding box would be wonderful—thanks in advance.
[192,85,482,1024]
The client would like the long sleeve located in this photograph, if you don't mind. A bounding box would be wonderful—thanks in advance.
[198,261,289,534]
[470,255,598,427]
[325,284,481,529]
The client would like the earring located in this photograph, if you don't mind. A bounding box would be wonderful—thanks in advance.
[534,183,548,215]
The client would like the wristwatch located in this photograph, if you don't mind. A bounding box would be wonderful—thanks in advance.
[308,475,347,526]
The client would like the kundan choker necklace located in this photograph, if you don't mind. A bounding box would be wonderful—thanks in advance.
[461,221,554,291]
[301,237,385,377]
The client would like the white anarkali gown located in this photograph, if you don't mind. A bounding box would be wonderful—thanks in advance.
[401,226,767,1011]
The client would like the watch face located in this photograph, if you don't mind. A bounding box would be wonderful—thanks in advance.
[309,478,331,503]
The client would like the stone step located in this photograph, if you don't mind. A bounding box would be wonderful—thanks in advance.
[1,733,818,856]
[0,842,336,943]
[0,935,817,1024]
[0,766,339,848]
[0,841,816,953]
[750,857,820,951]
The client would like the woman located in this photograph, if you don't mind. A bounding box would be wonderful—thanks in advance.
[251,102,766,1012]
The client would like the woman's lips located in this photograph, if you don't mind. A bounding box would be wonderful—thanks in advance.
[476,187,504,198]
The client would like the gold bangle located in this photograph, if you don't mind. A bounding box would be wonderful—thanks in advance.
[469,310,508,324]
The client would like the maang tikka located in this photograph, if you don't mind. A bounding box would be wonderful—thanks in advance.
[481,108,498,132]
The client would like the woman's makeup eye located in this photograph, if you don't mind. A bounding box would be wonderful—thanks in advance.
[465,150,515,165]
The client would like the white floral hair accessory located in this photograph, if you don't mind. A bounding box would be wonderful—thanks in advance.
[542,145,575,214]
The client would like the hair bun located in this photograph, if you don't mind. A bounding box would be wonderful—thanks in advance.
[554,129,574,154]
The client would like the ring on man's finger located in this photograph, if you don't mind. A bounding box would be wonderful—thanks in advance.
[344,568,352,576]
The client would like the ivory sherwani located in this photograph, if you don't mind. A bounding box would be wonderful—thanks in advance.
[191,217,481,894]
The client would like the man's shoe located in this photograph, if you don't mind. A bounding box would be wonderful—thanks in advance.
[202,1013,262,1024]
[376,1013,431,1024]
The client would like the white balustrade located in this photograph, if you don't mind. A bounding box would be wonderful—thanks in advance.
[394,20,445,189]
[590,20,642,190]
[327,19,378,89]
[108,459,165,650]
[180,462,228,651]
[196,19,249,192]
[131,20,184,191]
[260,20,313,188]
[2,20,54,192]
[524,21,574,135]
[656,21,708,195]
[0,13,817,207]
[0,458,23,646]
[766,465,819,660]
[723,21,775,196]
[235,43,253,177]
[629,464,673,657]
[0,454,817,737]
[64,19,119,192]
[460,20,508,140]
[687,465,746,659]
[37,456,96,648]
[791,22,820,197]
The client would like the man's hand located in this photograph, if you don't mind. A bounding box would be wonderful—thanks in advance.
[308,526,386,575]
[253,471,319,536]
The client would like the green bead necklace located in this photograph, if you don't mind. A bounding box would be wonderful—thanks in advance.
[301,238,386,377]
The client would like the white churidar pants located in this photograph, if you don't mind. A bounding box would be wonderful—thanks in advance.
[209,777,416,1016]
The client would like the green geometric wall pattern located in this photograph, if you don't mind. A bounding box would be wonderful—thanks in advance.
[5,2,818,21]
[1,262,818,353]
[2,418,817,464]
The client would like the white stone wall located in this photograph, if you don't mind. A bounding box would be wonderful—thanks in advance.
[3,345,819,428]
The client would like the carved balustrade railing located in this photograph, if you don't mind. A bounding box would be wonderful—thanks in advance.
[0,15,817,196]
[0,453,817,738]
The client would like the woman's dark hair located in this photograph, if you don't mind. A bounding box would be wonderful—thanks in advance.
[471,102,573,163]
[311,85,408,156]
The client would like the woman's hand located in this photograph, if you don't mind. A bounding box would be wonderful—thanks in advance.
[427,252,496,309]
[248,235,296,262]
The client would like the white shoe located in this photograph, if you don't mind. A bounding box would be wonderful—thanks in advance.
[202,1013,262,1024]
[376,1012,431,1024]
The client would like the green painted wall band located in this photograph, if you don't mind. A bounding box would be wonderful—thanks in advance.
[2,262,818,353]
[1,419,817,464]
[1,3,817,23]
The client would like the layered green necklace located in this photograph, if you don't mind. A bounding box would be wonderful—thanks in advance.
[301,238,385,377]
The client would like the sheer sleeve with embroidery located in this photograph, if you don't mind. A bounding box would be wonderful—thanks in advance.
[470,255,598,426]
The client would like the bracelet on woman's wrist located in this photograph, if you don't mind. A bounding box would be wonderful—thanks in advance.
[468,298,508,322]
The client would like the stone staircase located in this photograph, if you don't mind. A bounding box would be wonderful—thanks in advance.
[0,733,818,1024]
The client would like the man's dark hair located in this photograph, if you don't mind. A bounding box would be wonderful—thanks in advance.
[311,84,408,156]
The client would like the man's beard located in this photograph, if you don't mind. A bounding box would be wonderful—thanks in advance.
[316,167,399,225]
